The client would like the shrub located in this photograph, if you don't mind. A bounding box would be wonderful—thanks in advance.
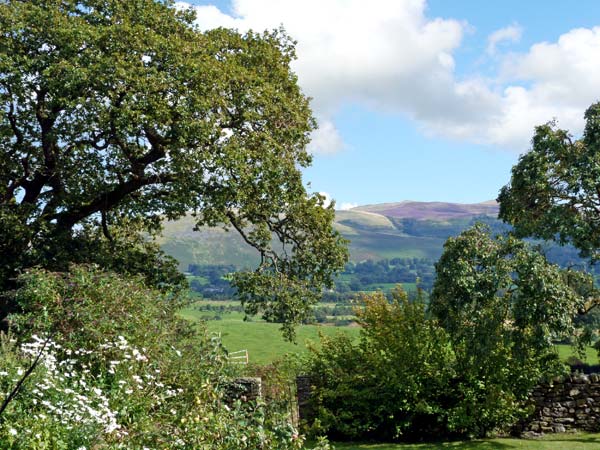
[305,226,586,442]
[0,265,310,449]
[305,287,456,441]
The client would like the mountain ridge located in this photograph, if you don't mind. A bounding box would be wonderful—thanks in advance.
[159,200,506,269]
[353,200,499,220]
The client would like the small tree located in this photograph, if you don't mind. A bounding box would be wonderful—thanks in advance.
[0,0,348,334]
[431,224,588,435]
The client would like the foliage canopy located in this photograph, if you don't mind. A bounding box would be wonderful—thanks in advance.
[498,102,600,261]
[0,0,347,333]
[306,226,590,441]
[431,224,588,435]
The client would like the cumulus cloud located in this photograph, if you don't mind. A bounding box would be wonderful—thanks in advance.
[177,1,600,152]
[177,0,465,153]
[486,24,522,55]
[307,118,344,154]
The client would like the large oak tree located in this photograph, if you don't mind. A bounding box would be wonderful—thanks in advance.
[0,0,347,336]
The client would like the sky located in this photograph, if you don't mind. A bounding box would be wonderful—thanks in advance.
[180,0,600,209]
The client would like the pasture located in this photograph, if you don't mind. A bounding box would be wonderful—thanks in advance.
[179,300,599,366]
[179,302,360,364]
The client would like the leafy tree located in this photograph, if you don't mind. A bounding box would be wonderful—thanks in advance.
[498,102,600,262]
[307,224,589,441]
[431,224,587,435]
[0,0,347,334]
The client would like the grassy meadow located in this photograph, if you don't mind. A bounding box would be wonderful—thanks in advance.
[179,299,599,366]
[332,433,600,449]
[179,302,360,364]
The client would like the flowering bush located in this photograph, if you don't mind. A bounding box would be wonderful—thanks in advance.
[0,266,315,449]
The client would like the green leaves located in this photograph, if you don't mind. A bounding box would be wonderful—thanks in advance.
[498,103,600,261]
[305,288,457,441]
[431,224,587,435]
[432,224,585,353]
[0,0,347,328]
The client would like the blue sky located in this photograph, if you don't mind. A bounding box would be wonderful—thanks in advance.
[182,0,600,208]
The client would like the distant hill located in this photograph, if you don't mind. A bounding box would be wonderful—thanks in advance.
[159,200,509,269]
[355,200,499,220]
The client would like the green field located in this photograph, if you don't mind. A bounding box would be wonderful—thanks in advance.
[362,282,417,292]
[180,301,598,365]
[555,344,599,364]
[347,230,445,261]
[179,304,360,364]
[333,433,600,449]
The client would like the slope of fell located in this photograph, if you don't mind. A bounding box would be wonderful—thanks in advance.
[355,200,499,220]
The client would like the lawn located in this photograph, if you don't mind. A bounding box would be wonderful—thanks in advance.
[333,433,600,449]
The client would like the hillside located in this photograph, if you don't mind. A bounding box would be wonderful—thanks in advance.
[159,200,506,269]
[355,200,499,220]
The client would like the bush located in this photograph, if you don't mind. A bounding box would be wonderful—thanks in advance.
[0,265,309,449]
[305,226,587,442]
[305,287,456,441]
[305,277,575,441]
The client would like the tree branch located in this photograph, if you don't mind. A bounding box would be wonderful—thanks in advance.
[54,173,175,230]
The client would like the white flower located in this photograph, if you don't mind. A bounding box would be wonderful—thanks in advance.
[9,428,17,436]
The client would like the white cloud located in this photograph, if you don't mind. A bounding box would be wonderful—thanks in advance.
[339,202,358,211]
[488,27,600,148]
[486,24,522,55]
[178,1,600,153]
[307,118,344,155]
[179,0,465,154]
[318,191,332,208]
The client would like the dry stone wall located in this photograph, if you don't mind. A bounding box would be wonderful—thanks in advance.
[224,377,262,404]
[523,373,600,434]
[296,375,314,423]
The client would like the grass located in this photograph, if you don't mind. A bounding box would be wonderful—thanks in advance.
[554,344,598,364]
[335,210,397,231]
[348,230,445,261]
[179,303,360,364]
[362,282,417,292]
[332,433,600,449]
[180,301,599,366]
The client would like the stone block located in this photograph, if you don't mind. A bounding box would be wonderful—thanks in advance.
[224,377,262,403]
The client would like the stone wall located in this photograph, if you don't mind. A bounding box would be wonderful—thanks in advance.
[523,373,600,433]
[224,377,262,403]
